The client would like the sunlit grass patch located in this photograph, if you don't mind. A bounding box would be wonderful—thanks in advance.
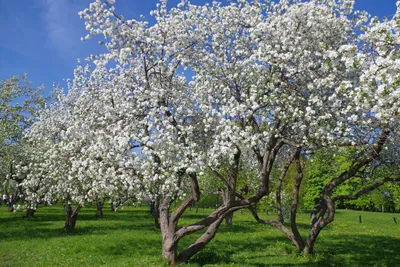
[0,205,399,266]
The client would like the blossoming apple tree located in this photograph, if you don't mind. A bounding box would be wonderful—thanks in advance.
[21,0,400,264]
[18,64,141,227]
[0,75,44,212]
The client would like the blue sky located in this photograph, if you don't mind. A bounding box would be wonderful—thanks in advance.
[0,0,398,96]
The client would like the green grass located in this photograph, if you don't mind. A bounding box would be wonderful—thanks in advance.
[0,205,399,267]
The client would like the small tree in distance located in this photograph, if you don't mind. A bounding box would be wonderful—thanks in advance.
[0,74,44,213]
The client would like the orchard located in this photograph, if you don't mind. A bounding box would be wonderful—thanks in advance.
[2,0,400,266]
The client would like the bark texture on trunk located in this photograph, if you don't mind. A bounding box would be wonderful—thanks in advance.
[290,150,305,251]
[157,134,286,264]
[177,216,224,263]
[65,204,82,231]
[159,172,236,265]
[303,131,390,253]
[160,193,179,265]
[162,234,178,265]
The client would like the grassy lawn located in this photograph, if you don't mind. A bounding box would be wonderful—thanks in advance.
[0,204,399,267]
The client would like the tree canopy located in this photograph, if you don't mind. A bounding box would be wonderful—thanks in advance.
[0,75,43,193]
[13,0,400,265]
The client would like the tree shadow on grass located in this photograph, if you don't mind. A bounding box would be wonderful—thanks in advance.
[187,233,400,267]
[2,207,399,266]
[186,235,290,266]
[0,206,156,224]
[0,223,158,242]
[0,206,151,221]
[98,235,162,257]
[309,234,400,267]
[0,209,161,242]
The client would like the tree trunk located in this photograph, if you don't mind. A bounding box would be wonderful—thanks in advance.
[304,197,335,254]
[276,169,286,224]
[225,212,233,227]
[150,201,160,229]
[65,204,82,231]
[301,133,390,254]
[160,195,178,265]
[290,151,305,251]
[158,171,245,265]
[26,208,35,218]
[177,217,224,263]
[8,204,14,212]
[162,235,178,265]
[303,216,326,254]
[220,190,234,227]
[96,201,104,217]
[304,223,323,254]
[8,196,15,212]
[304,227,319,254]
[159,172,203,265]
